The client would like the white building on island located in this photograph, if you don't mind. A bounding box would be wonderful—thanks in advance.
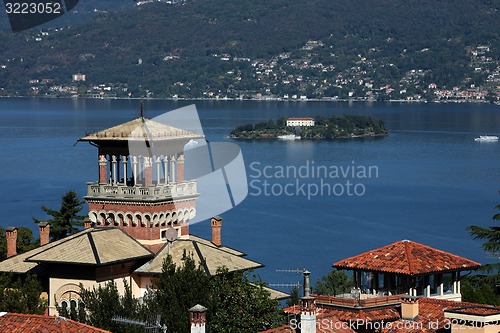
[286,117,315,127]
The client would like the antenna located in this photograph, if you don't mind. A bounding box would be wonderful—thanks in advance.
[268,282,302,288]
[140,100,145,118]
[276,268,306,274]
[112,314,167,333]
[271,268,306,291]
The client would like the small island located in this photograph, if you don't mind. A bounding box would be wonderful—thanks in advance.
[229,115,388,140]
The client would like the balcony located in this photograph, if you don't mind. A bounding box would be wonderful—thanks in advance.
[314,292,405,309]
[85,181,198,201]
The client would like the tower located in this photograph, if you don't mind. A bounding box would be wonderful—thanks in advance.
[79,115,202,243]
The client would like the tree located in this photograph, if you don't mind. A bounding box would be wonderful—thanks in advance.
[33,190,86,241]
[463,192,500,305]
[467,194,500,257]
[79,280,142,333]
[0,227,37,260]
[461,274,500,305]
[0,227,6,261]
[207,268,281,333]
[142,255,211,333]
[0,273,47,314]
[286,285,301,307]
[17,228,38,253]
[314,269,353,296]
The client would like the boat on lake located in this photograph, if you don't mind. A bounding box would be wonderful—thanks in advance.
[277,134,301,140]
[474,135,499,141]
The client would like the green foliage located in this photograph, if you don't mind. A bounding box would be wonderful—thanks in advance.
[0,0,498,98]
[463,191,500,306]
[467,193,500,257]
[286,285,301,307]
[79,280,143,333]
[0,227,7,261]
[33,190,85,241]
[0,273,47,314]
[16,228,38,253]
[461,270,500,306]
[79,256,281,332]
[207,268,281,332]
[142,255,211,333]
[314,269,353,296]
[0,227,38,260]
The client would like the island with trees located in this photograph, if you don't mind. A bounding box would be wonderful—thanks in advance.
[229,115,388,140]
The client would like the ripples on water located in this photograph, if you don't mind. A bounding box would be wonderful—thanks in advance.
[0,98,499,286]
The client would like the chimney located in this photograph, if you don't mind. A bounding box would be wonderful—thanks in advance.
[401,296,419,320]
[5,227,17,258]
[38,222,50,246]
[300,270,316,333]
[210,216,222,247]
[84,217,92,229]
[189,304,207,333]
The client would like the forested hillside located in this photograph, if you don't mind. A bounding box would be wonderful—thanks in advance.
[0,0,498,101]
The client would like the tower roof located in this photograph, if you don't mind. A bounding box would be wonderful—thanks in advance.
[333,240,481,275]
[79,117,202,143]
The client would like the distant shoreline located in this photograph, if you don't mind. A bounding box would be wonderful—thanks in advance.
[0,95,496,104]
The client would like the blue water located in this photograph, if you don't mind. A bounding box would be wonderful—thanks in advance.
[0,97,499,290]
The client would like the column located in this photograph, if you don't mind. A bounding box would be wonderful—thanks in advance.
[457,272,461,294]
[132,156,138,186]
[453,272,457,294]
[122,156,128,185]
[156,156,161,185]
[170,155,176,183]
[439,274,444,296]
[163,156,169,184]
[112,155,117,185]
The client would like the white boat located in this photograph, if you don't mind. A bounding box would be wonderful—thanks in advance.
[474,135,499,142]
[277,134,301,140]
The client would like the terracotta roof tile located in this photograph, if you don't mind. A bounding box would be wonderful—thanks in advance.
[449,306,500,315]
[259,315,357,333]
[334,240,481,275]
[381,298,497,333]
[0,313,111,333]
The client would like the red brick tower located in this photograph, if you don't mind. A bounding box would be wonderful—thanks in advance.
[79,116,201,242]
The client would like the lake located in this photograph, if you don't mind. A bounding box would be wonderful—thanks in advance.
[0,97,499,289]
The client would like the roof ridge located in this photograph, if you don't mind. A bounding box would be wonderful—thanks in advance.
[25,228,93,262]
[402,240,415,274]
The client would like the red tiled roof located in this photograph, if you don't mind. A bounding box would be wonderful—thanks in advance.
[259,314,356,333]
[281,297,500,333]
[449,306,500,315]
[283,305,400,322]
[0,313,111,333]
[382,298,498,333]
[334,240,481,275]
[327,308,400,322]
[287,117,315,121]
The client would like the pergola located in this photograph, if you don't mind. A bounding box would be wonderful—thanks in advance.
[333,240,481,301]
